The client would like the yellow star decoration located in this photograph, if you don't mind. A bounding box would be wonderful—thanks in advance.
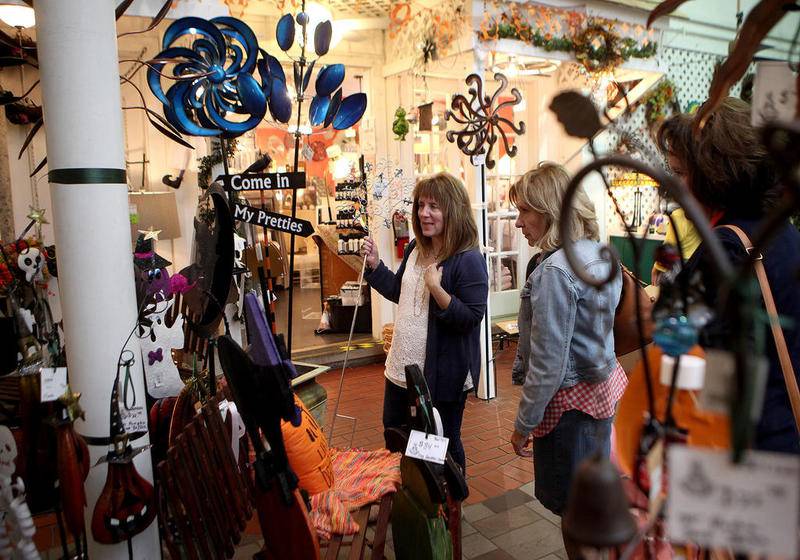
[58,387,85,423]
[138,226,161,242]
[27,206,48,225]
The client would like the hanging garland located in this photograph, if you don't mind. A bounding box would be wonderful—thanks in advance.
[479,2,657,73]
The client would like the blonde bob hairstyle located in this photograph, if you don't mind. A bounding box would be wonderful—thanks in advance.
[412,172,479,261]
[509,162,599,252]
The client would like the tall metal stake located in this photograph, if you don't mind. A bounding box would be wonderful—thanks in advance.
[287,0,309,357]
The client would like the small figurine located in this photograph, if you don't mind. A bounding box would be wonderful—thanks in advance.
[392,107,410,141]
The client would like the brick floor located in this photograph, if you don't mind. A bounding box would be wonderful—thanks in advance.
[319,341,527,505]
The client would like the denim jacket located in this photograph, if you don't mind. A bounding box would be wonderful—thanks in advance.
[514,240,622,436]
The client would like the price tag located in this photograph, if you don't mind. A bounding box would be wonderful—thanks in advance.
[470,153,486,166]
[667,445,800,558]
[120,406,148,433]
[405,429,448,465]
[302,144,314,161]
[40,367,67,402]
[218,399,229,420]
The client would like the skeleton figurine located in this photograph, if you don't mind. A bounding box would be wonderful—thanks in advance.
[16,248,43,284]
[0,426,40,560]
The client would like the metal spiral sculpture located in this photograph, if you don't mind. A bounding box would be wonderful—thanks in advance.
[445,73,526,169]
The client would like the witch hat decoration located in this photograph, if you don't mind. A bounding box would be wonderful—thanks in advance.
[133,233,171,271]
[90,371,156,545]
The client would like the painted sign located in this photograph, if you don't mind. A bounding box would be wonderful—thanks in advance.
[233,203,314,237]
[220,171,305,192]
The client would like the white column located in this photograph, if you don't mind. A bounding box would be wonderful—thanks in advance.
[35,1,160,557]
[473,47,496,400]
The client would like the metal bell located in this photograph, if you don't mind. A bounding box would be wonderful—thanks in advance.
[562,453,637,549]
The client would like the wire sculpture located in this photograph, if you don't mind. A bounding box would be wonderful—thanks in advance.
[445,73,526,169]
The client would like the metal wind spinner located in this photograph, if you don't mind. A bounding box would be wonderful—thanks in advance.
[445,73,526,169]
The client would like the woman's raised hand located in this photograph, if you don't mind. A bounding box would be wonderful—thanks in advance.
[362,237,379,270]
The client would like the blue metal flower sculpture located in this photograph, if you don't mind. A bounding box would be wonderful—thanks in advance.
[148,17,269,138]
[272,10,367,131]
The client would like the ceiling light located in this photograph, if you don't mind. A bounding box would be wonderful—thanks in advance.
[0,0,35,28]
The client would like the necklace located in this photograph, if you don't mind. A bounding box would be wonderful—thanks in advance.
[412,251,429,317]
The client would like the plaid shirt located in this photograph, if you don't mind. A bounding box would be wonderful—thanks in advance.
[532,362,628,438]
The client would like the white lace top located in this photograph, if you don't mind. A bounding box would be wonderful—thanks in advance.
[384,248,474,392]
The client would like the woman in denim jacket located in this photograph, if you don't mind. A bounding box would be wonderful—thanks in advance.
[363,172,488,469]
[509,164,626,545]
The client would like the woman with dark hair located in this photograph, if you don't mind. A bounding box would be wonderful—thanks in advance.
[658,97,800,454]
[362,172,488,469]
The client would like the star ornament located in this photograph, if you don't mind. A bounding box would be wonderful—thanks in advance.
[27,206,48,225]
[138,227,161,242]
[58,387,86,422]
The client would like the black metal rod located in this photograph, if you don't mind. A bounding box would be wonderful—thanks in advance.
[54,503,70,560]
[286,1,309,357]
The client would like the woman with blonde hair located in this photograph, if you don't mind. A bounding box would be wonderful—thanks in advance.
[509,163,626,540]
[363,172,488,469]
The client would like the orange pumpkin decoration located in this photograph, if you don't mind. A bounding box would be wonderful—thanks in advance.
[281,396,334,495]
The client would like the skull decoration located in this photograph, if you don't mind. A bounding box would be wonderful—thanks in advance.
[233,233,247,271]
[0,426,16,481]
[16,248,43,283]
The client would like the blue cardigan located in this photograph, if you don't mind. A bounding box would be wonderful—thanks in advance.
[365,240,489,402]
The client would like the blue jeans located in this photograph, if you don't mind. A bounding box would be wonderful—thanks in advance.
[532,409,613,516]
[382,379,468,470]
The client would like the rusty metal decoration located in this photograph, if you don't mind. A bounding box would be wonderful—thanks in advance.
[445,73,526,170]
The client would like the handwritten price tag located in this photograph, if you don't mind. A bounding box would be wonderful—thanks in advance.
[120,406,148,434]
[40,367,67,402]
[405,429,449,465]
[667,445,800,558]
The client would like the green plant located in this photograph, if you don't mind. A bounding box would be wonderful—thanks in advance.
[643,78,676,126]
[197,138,238,190]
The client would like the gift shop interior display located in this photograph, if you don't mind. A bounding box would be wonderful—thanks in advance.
[1,0,799,558]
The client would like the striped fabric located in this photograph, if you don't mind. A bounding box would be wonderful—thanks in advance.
[309,448,401,539]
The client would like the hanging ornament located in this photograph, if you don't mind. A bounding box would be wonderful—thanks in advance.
[90,368,156,545]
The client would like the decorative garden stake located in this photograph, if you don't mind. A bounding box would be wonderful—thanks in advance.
[271,0,368,354]
[445,72,525,398]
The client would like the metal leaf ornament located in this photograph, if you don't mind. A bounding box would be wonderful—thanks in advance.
[147,17,268,138]
[269,10,367,131]
[549,91,605,139]
[445,73,526,169]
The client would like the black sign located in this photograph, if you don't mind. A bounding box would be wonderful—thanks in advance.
[219,171,305,192]
[233,203,314,237]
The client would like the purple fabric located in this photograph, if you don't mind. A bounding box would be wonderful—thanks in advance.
[244,292,298,379]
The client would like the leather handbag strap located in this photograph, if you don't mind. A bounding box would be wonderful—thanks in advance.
[720,225,800,434]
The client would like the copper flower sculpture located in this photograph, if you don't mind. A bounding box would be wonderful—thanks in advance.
[445,73,526,169]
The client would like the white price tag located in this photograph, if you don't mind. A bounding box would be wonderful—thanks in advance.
[302,144,314,161]
[471,153,486,166]
[405,429,449,465]
[40,367,67,402]
[667,445,800,558]
[120,406,148,433]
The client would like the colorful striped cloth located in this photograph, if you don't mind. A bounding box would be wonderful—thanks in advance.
[309,448,401,539]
